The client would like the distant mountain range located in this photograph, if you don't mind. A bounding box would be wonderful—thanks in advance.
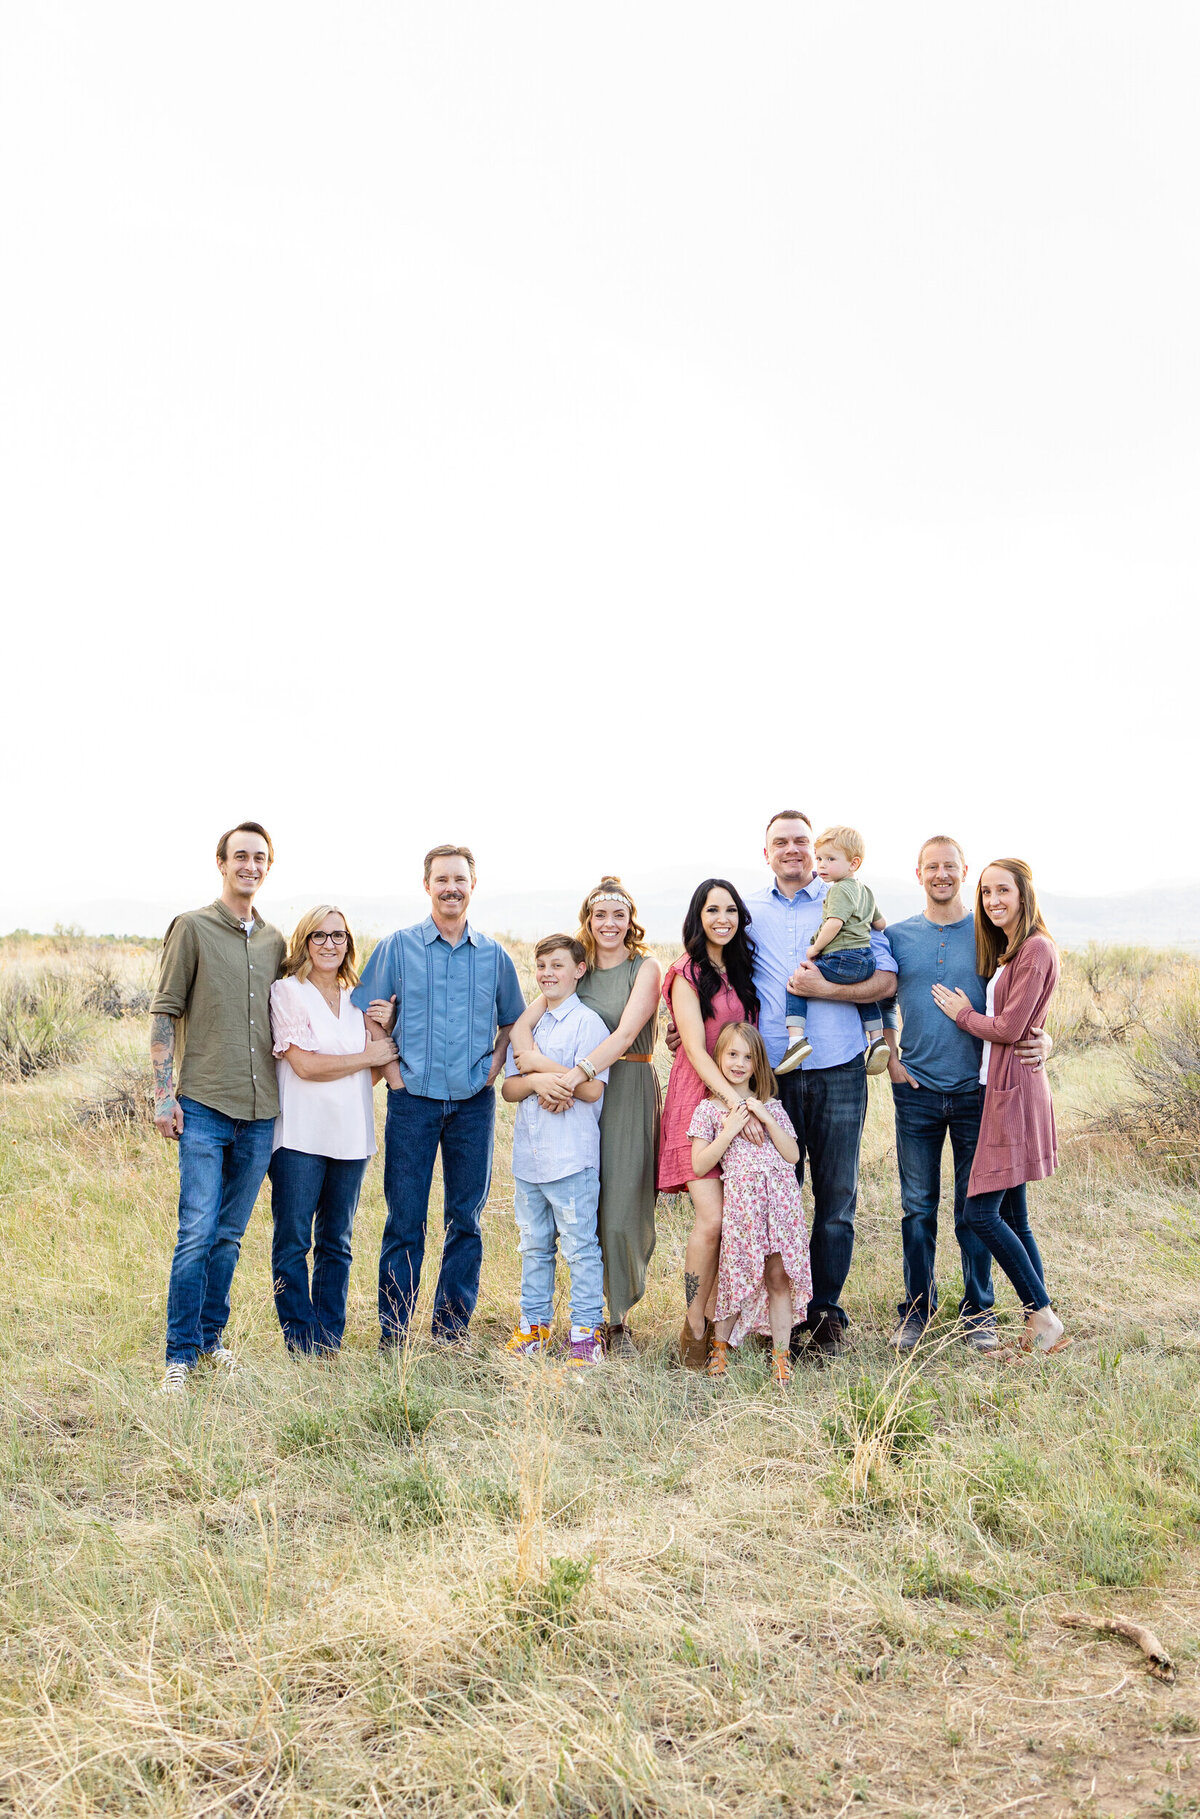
[4,872,1196,951]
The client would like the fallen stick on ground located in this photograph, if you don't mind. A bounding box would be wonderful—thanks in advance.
[1058,1612,1176,1682]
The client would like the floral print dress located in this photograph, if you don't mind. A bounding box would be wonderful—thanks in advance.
[686,1097,813,1346]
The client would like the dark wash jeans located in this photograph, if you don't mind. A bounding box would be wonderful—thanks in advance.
[166,1097,274,1366]
[962,1183,1049,1311]
[891,1081,995,1323]
[268,1147,368,1353]
[777,1055,868,1330]
[786,946,881,1037]
[380,1083,495,1342]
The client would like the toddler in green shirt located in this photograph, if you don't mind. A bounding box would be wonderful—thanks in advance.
[776,824,890,1077]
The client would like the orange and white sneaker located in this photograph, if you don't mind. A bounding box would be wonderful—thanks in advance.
[770,1347,794,1389]
[504,1321,551,1357]
[564,1326,605,1368]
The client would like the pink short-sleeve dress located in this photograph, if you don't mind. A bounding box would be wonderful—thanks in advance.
[687,1097,812,1345]
[656,957,748,1194]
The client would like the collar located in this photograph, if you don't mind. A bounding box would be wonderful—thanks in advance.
[769,875,825,904]
[421,914,477,947]
[539,993,580,1023]
[212,899,260,930]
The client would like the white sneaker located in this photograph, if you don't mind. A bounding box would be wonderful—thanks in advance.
[198,1344,239,1374]
[158,1362,190,1397]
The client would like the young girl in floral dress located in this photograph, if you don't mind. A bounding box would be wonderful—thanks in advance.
[688,1022,812,1388]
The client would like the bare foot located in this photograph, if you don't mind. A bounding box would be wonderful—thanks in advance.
[1022,1307,1067,1353]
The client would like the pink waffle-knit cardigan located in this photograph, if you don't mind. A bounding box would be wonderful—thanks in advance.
[955,933,1060,1196]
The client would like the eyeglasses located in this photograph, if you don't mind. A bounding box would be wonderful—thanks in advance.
[309,931,349,947]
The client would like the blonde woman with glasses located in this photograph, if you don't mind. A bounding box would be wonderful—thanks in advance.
[267,907,397,1354]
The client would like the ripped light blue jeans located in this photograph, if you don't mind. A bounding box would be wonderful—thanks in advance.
[514,1167,604,1330]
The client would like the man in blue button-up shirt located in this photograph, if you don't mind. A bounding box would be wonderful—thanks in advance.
[747,810,898,1359]
[353,845,525,1345]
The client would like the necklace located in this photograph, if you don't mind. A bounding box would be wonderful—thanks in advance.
[312,975,341,1016]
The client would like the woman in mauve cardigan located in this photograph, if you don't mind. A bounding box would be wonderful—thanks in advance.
[932,859,1070,1355]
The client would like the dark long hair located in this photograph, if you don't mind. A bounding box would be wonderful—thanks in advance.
[681,879,760,1025]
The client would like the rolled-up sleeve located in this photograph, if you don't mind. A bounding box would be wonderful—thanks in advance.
[351,936,396,1016]
[150,916,198,1018]
[496,950,526,1027]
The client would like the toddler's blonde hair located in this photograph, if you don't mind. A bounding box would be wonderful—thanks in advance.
[814,825,865,866]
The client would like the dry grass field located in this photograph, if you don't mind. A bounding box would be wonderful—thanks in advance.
[1,932,1199,1817]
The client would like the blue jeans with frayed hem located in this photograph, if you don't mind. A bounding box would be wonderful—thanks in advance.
[514,1168,604,1331]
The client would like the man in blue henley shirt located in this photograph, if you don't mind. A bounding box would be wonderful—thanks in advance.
[353,844,525,1346]
[883,835,1051,1352]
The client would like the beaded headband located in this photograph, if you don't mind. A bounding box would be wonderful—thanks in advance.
[588,890,632,909]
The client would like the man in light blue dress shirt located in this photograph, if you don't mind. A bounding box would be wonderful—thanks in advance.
[353,845,525,1347]
[747,810,898,1358]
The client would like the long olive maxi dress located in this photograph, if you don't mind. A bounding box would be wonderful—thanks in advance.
[577,955,662,1325]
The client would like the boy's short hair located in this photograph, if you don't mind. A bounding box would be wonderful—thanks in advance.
[423,843,476,884]
[815,825,865,865]
[534,933,587,967]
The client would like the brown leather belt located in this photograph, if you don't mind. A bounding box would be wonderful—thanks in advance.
[620,1053,654,1062]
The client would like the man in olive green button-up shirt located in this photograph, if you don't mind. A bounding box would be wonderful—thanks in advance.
[151,899,286,1121]
[150,823,285,1389]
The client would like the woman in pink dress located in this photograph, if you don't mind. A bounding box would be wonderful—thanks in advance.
[657,878,761,1368]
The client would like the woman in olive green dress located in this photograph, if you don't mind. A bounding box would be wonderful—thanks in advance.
[509,878,662,1351]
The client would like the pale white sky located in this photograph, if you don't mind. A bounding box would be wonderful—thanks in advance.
[3,3,1197,930]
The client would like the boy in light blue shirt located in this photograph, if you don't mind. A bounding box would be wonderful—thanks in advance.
[502,935,610,1367]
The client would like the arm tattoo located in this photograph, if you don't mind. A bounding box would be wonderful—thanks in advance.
[150,1014,176,1110]
[684,1271,700,1311]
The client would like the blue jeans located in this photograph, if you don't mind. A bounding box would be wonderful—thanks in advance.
[891,1081,995,1323]
[268,1147,367,1353]
[514,1168,604,1329]
[962,1184,1049,1311]
[380,1084,495,1342]
[777,1056,868,1329]
[786,947,881,1036]
[165,1098,274,1366]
